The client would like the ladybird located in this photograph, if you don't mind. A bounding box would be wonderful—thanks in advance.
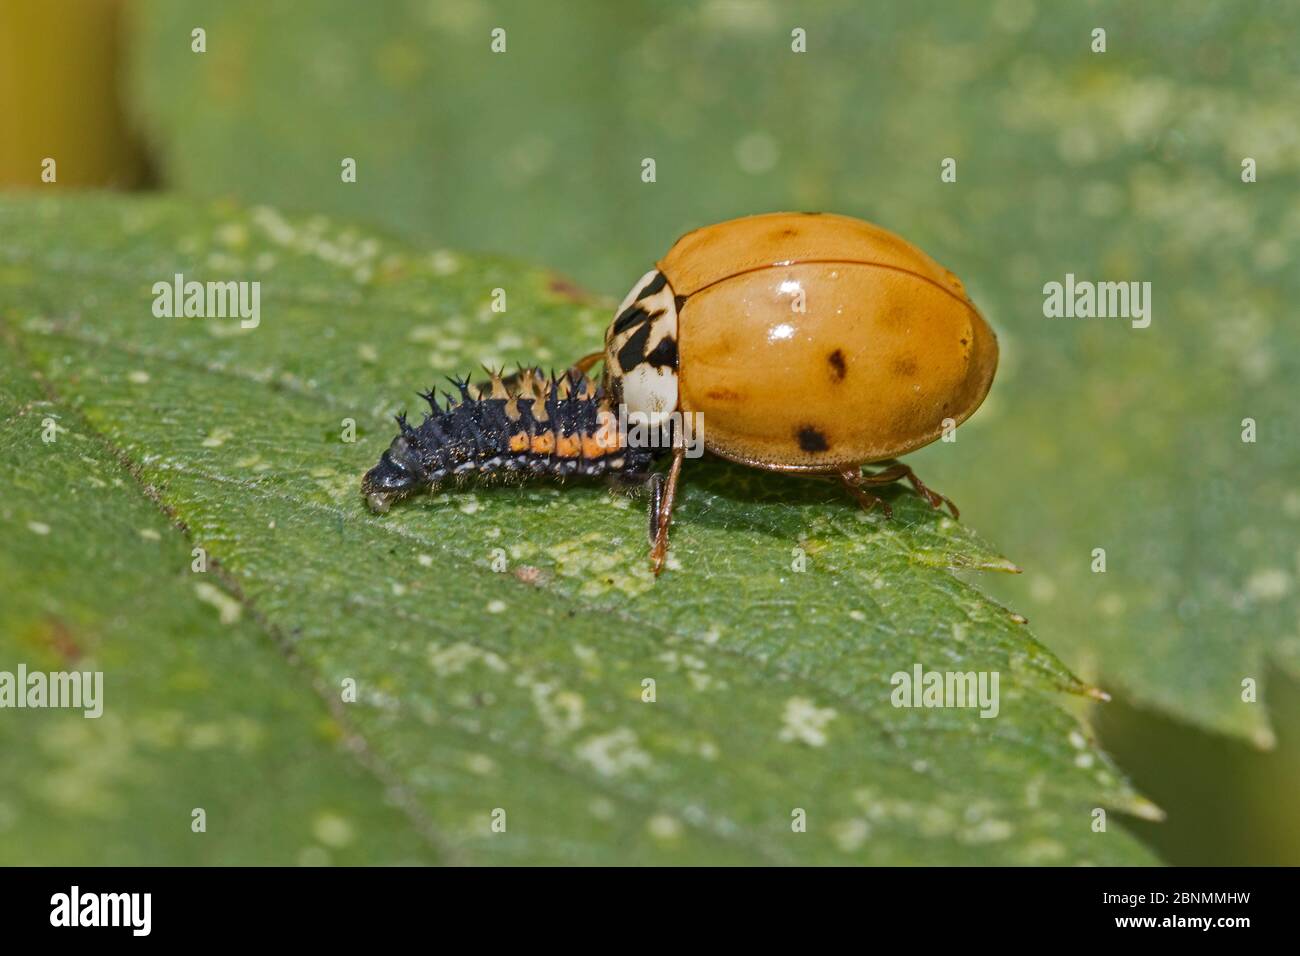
[363,211,997,575]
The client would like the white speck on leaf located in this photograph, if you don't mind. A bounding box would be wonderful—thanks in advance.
[428,642,507,676]
[464,753,496,776]
[202,429,233,450]
[778,696,837,748]
[429,250,460,275]
[575,728,651,777]
[1245,567,1289,601]
[832,818,870,851]
[312,812,355,848]
[647,814,683,840]
[194,582,242,624]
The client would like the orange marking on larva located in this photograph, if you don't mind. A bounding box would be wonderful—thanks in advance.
[581,434,609,458]
[531,431,556,454]
[556,434,581,458]
[593,410,622,451]
[509,431,530,453]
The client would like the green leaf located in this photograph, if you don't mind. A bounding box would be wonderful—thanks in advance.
[0,194,1157,864]
[125,0,1300,743]
[0,305,438,865]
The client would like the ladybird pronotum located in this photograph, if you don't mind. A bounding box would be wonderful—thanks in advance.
[364,211,998,575]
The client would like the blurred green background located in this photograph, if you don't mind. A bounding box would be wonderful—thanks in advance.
[2,0,1296,864]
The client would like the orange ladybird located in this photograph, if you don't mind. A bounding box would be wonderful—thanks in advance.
[599,211,998,573]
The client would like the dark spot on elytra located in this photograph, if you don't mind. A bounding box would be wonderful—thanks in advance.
[706,388,743,401]
[878,305,910,330]
[796,426,829,453]
[960,337,969,346]
[892,356,918,377]
[827,349,847,381]
[776,228,799,238]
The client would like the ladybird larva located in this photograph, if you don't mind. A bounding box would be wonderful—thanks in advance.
[361,366,657,513]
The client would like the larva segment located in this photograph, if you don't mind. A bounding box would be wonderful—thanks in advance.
[361,367,655,513]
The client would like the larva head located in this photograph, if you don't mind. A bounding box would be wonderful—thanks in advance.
[362,422,424,513]
[603,269,679,422]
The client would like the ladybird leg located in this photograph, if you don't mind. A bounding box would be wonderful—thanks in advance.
[646,473,665,546]
[838,469,893,520]
[649,446,685,575]
[853,464,911,485]
[570,351,604,376]
[870,460,960,519]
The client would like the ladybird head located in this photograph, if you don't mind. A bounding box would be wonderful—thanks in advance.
[604,269,680,421]
[361,431,423,513]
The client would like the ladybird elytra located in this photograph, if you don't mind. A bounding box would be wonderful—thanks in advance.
[604,211,997,473]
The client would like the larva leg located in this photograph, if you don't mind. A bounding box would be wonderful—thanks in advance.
[649,446,685,575]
